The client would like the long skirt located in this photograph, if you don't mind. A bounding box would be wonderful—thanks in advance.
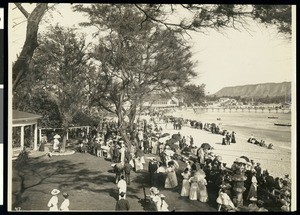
[247,184,257,200]
[198,183,208,202]
[165,171,178,188]
[135,157,144,171]
[152,145,158,154]
[189,182,199,200]
[180,179,190,196]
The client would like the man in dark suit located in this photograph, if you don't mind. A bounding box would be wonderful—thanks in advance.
[148,158,159,186]
[115,192,130,211]
[123,160,132,185]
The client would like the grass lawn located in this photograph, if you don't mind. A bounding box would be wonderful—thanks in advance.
[11,151,217,211]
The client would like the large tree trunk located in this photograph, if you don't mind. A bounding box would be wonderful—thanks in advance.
[60,117,70,153]
[128,102,137,132]
[61,128,68,153]
[13,3,48,92]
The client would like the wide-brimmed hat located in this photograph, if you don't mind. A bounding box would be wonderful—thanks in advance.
[159,194,166,198]
[51,189,60,195]
[150,187,160,195]
[250,197,257,202]
[251,176,258,183]
[62,192,69,197]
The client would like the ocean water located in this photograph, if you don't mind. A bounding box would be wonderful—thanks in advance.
[176,109,292,149]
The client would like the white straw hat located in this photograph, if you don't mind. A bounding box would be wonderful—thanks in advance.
[51,189,60,195]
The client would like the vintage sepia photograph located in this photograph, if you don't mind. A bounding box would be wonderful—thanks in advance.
[8,3,296,212]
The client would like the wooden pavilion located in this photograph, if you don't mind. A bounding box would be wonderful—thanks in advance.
[12,110,42,151]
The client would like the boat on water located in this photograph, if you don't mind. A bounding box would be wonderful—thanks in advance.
[274,123,291,127]
[268,116,278,119]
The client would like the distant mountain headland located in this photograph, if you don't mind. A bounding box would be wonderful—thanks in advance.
[213,82,291,98]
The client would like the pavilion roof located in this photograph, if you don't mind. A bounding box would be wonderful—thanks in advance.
[13,110,42,124]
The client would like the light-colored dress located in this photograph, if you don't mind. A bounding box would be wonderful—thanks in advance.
[165,166,178,188]
[152,195,168,211]
[47,195,59,211]
[189,177,199,200]
[216,191,235,209]
[120,147,125,163]
[180,172,191,196]
[198,179,208,202]
[134,157,144,171]
[53,138,59,151]
[60,199,70,211]
[152,140,158,154]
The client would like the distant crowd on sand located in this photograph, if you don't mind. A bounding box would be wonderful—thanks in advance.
[45,111,291,212]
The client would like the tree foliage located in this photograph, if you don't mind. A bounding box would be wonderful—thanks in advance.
[28,25,92,151]
[177,84,206,106]
[75,4,196,138]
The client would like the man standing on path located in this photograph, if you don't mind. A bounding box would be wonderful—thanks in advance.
[148,158,159,186]
[115,192,130,211]
[114,162,124,184]
[123,160,132,185]
[117,175,127,200]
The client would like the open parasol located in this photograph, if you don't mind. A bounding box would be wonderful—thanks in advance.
[54,134,61,139]
[171,133,181,141]
[160,133,170,138]
[201,143,211,150]
[236,157,248,164]
[150,133,159,138]
[240,156,250,162]
[159,136,170,143]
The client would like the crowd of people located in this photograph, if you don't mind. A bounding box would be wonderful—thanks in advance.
[46,111,291,212]
[247,135,274,149]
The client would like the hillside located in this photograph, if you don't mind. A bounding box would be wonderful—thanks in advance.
[213,82,291,98]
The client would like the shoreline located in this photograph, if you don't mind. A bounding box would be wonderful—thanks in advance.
[160,122,291,179]
[141,108,292,179]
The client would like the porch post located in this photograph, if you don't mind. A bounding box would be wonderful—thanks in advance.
[34,123,38,151]
[20,126,24,149]
[39,128,42,143]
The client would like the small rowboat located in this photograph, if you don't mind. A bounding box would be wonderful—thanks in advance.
[274,123,291,127]
[268,116,278,119]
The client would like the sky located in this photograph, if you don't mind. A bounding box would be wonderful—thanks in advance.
[8,3,295,94]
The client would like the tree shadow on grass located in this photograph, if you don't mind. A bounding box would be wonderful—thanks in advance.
[12,156,112,210]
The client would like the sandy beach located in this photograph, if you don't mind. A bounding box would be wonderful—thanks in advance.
[141,108,292,179]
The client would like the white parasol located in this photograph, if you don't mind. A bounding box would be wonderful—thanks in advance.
[54,134,61,139]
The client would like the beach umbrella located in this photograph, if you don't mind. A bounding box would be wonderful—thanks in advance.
[237,157,248,164]
[160,133,170,138]
[54,134,61,139]
[240,156,250,162]
[201,143,211,149]
[159,136,170,143]
[150,133,159,138]
[166,138,177,145]
[171,133,181,141]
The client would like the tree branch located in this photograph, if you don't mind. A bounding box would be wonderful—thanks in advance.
[14,3,30,19]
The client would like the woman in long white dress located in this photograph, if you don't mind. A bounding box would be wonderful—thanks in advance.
[189,176,199,200]
[180,168,191,196]
[47,189,60,211]
[60,192,70,211]
[194,169,208,202]
[164,161,178,189]
[198,177,208,202]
